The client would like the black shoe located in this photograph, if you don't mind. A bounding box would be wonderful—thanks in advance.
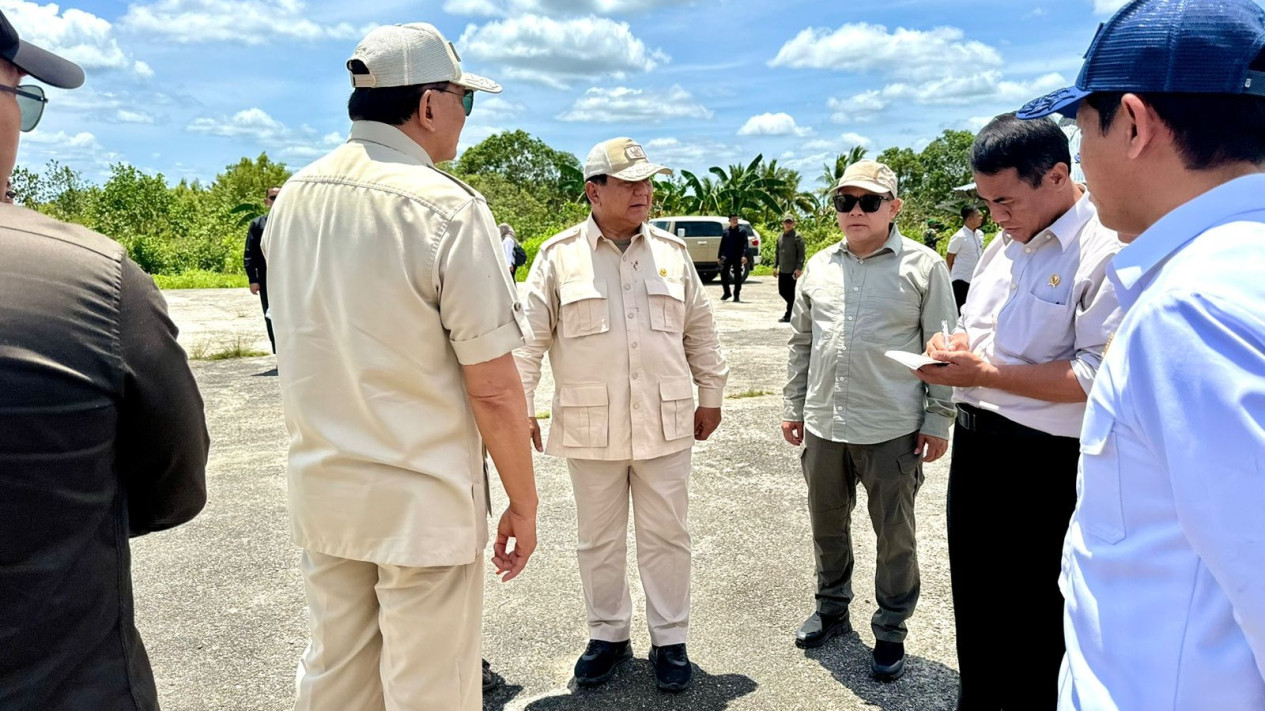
[721,294,732,301]
[482,658,501,693]
[795,611,851,649]
[649,643,693,692]
[733,297,742,303]
[574,639,632,687]
[871,640,906,681]
[777,316,790,323]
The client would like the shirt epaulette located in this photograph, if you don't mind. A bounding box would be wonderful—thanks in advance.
[433,168,482,200]
[646,224,687,248]
[538,225,586,253]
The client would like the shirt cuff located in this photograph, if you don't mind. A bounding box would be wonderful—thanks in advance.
[783,401,804,422]
[698,387,724,409]
[1070,357,1099,397]
[450,319,525,366]
[920,413,953,440]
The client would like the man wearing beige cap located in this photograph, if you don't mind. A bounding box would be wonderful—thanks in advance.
[515,137,728,693]
[262,23,537,711]
[782,159,955,681]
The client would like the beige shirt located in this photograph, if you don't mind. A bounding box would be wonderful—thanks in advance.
[784,227,958,444]
[263,121,524,567]
[515,215,729,461]
[955,192,1123,437]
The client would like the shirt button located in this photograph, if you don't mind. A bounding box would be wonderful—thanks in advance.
[633,403,640,410]
[627,312,635,319]
[858,259,865,265]
[1024,247,1032,254]
[631,342,639,349]
[624,284,631,291]
[853,287,859,292]
[1010,282,1018,290]
[847,316,854,321]
[841,345,847,351]
[631,372,639,380]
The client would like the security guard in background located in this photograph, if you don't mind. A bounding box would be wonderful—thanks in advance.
[244,186,280,353]
[717,214,747,302]
[516,137,729,693]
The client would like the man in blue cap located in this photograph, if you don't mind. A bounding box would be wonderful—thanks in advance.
[1018,0,1265,707]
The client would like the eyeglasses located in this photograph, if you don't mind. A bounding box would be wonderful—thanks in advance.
[435,86,474,116]
[0,84,47,132]
[833,193,892,213]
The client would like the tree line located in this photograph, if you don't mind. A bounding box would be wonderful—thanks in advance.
[9,128,983,283]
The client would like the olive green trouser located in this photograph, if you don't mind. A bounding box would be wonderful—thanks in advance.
[802,430,924,643]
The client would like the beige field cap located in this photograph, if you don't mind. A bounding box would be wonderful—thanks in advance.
[348,22,501,93]
[583,137,673,181]
[834,160,899,198]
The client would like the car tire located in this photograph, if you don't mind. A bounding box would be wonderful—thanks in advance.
[699,270,718,283]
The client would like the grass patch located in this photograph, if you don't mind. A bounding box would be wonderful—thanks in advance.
[535,411,551,420]
[748,265,775,277]
[728,388,774,400]
[187,333,270,361]
[155,270,250,289]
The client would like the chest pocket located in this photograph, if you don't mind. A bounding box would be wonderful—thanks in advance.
[995,289,1075,364]
[1076,407,1126,544]
[644,277,686,333]
[559,279,609,338]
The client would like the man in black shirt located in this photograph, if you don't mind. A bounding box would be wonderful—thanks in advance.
[717,214,748,302]
[245,186,280,353]
[775,215,805,322]
[1,11,209,709]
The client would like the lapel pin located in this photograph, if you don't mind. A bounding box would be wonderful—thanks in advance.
[1049,274,1061,287]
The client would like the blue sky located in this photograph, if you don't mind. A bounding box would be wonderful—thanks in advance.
[6,0,1244,190]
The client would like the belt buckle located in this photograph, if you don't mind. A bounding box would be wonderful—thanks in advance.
[956,407,975,431]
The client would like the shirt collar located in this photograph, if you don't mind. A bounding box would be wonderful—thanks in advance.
[1000,190,1095,250]
[840,225,904,259]
[583,213,648,251]
[1109,173,1265,308]
[348,121,435,167]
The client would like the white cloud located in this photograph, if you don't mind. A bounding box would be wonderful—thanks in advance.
[119,0,372,44]
[443,0,689,16]
[0,0,151,76]
[185,108,344,161]
[1093,0,1129,14]
[54,87,183,124]
[770,23,1002,81]
[828,90,889,124]
[557,85,712,123]
[737,112,812,137]
[476,96,527,120]
[16,129,121,175]
[800,132,871,154]
[459,15,668,89]
[642,137,736,173]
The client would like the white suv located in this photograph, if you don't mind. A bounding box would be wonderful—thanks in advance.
[649,216,762,283]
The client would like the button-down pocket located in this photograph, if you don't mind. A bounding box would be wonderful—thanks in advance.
[560,279,609,338]
[644,277,686,333]
[659,376,695,441]
[559,383,609,448]
[1077,408,1126,544]
[995,289,1075,364]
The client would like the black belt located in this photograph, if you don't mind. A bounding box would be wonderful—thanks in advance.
[955,403,1064,439]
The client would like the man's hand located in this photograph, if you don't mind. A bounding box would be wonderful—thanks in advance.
[915,348,997,388]
[916,434,949,463]
[529,417,543,452]
[249,282,261,295]
[492,503,537,582]
[793,269,802,279]
[924,331,969,354]
[781,420,804,446]
[694,407,722,441]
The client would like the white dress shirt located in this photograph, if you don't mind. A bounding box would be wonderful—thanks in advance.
[1060,174,1265,710]
[946,226,984,282]
[503,235,516,269]
[956,192,1123,437]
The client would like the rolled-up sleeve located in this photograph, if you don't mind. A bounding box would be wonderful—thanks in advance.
[437,200,525,365]
[513,249,558,413]
[918,260,958,438]
[681,262,728,407]
[1071,239,1124,395]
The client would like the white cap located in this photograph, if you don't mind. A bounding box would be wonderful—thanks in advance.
[582,137,672,181]
[348,23,501,94]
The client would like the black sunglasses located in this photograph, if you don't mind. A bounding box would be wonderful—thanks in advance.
[0,84,47,132]
[833,193,892,213]
[435,86,475,116]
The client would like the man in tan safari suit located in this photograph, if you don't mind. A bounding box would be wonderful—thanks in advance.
[516,137,728,693]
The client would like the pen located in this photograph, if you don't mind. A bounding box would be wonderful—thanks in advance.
[941,320,953,352]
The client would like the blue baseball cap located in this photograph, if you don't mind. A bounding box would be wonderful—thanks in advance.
[1018,0,1265,120]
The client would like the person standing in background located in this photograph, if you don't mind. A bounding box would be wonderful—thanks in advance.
[775,215,805,323]
[945,206,985,312]
[717,214,747,302]
[244,186,280,354]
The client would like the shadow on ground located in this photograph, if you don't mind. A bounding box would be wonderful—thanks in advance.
[804,632,958,711]
[485,661,756,711]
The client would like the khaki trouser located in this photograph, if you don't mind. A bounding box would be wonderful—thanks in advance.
[802,430,923,643]
[567,448,692,647]
[294,551,483,711]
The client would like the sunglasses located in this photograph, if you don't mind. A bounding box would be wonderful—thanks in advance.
[0,84,47,132]
[833,193,892,213]
[436,86,475,116]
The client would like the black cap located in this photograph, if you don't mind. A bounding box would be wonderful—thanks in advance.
[1,9,85,89]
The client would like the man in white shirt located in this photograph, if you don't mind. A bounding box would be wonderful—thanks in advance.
[1017,0,1265,707]
[500,222,519,278]
[917,113,1122,711]
[945,206,985,312]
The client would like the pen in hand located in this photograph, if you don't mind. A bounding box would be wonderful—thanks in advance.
[941,320,954,352]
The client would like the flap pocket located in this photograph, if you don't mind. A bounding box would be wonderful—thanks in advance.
[659,377,694,402]
[559,384,608,407]
[560,279,604,305]
[644,276,685,301]
[1077,407,1125,544]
